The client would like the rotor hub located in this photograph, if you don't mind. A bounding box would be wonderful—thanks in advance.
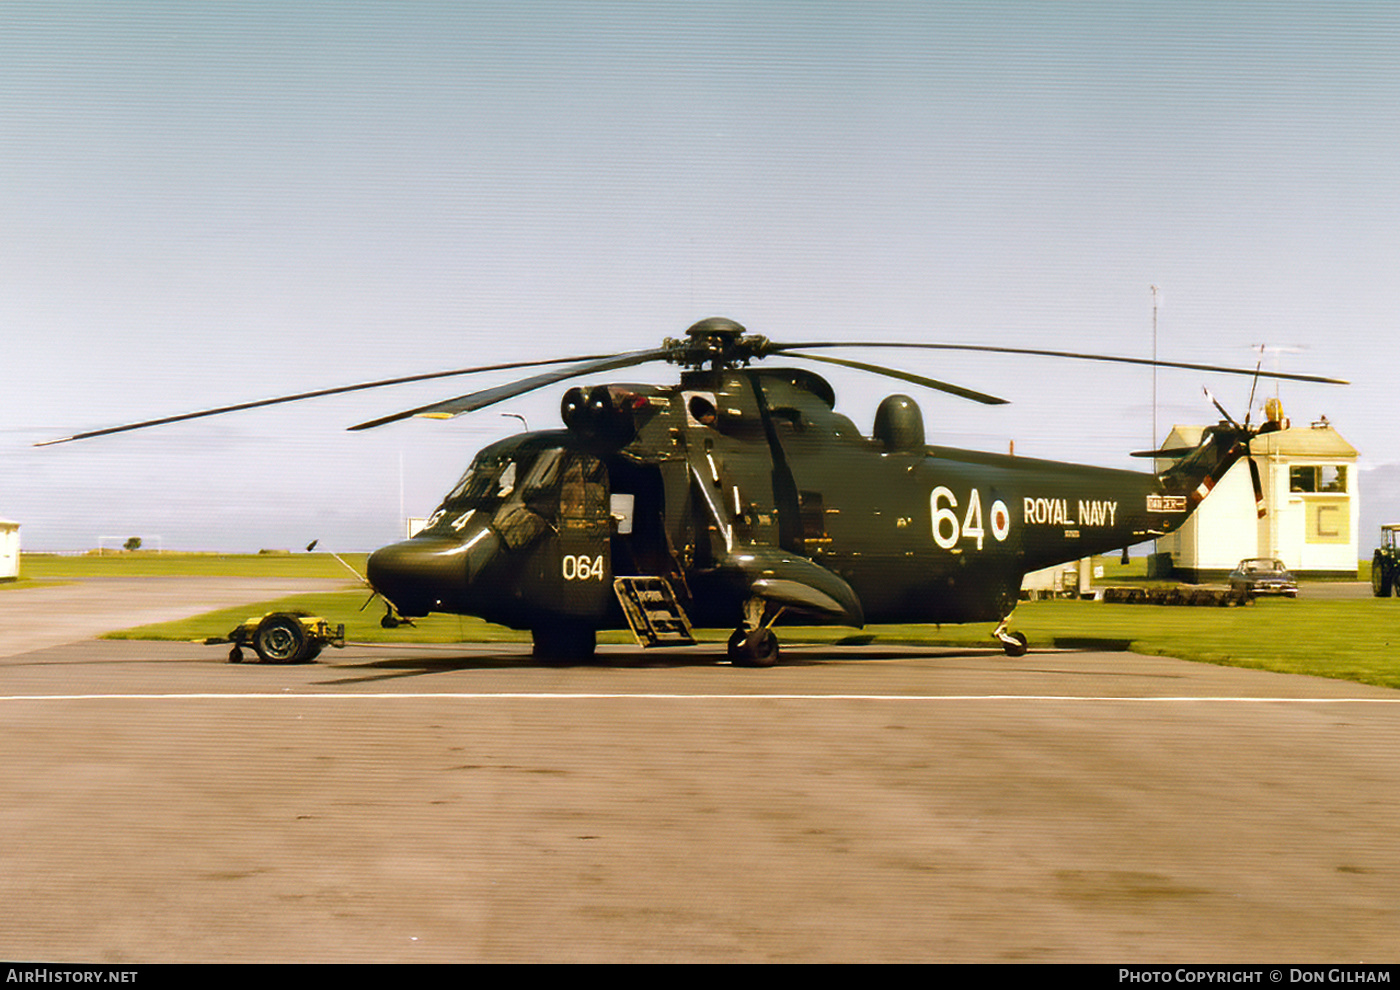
[664,317,770,370]
[686,316,746,339]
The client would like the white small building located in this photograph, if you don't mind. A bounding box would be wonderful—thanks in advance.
[1156,420,1359,581]
[0,519,18,581]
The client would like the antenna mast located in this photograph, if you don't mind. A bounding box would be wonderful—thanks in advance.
[1150,285,1161,448]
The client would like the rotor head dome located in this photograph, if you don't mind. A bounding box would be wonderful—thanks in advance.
[685,317,747,339]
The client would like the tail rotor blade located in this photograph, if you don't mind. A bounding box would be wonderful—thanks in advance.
[1204,387,1241,428]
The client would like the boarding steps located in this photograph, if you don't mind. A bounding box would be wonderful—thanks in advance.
[613,576,695,647]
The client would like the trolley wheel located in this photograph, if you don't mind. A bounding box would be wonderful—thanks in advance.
[254,613,309,664]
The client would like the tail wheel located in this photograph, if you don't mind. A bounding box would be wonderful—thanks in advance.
[1001,631,1029,657]
[254,613,309,664]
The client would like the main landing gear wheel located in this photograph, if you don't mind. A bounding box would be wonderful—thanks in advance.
[253,613,310,664]
[728,627,780,667]
[380,602,416,628]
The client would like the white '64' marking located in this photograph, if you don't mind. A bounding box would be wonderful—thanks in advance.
[931,488,1009,550]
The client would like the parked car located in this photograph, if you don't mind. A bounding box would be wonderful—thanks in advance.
[1228,558,1298,599]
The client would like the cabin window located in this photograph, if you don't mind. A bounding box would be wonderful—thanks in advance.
[558,453,609,536]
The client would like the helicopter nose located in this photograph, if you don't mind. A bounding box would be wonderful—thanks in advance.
[367,528,501,617]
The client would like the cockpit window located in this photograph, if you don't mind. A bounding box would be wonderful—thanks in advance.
[441,454,529,513]
[425,445,605,548]
[520,448,565,499]
[496,462,516,498]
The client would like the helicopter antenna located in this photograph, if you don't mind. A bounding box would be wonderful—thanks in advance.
[1151,285,1161,450]
[1251,344,1305,407]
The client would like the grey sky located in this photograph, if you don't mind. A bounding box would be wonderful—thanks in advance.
[3,1,1395,550]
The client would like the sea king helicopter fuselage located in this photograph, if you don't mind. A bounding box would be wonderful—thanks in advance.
[362,318,1310,665]
[43,316,1342,666]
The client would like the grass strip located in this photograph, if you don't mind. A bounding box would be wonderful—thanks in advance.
[104,590,1400,691]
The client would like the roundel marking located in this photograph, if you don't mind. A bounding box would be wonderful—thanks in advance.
[990,499,1011,541]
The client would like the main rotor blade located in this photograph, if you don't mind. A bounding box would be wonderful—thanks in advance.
[35,352,619,446]
[768,342,1349,386]
[348,347,670,431]
[784,352,1008,405]
[1130,447,1197,459]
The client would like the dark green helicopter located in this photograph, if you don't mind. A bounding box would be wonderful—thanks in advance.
[42,317,1345,666]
